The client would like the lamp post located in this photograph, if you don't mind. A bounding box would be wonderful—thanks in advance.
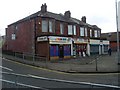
[115,0,120,64]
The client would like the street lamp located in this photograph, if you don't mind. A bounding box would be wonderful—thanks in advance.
[115,0,120,64]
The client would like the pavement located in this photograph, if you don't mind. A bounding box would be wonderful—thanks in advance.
[2,52,119,73]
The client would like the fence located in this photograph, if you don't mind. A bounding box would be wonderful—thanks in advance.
[2,50,47,61]
[1,71,120,89]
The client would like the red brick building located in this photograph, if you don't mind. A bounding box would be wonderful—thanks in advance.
[101,32,120,51]
[3,3,108,60]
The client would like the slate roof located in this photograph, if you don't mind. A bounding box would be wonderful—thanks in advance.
[8,10,100,30]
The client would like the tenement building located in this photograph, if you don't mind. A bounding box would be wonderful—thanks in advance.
[3,3,109,60]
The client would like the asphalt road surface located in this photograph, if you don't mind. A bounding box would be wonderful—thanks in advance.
[1,57,120,89]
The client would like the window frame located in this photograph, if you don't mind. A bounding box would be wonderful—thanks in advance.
[60,23,64,34]
[68,25,73,35]
[90,29,92,37]
[80,27,84,36]
[94,30,98,38]
[73,25,76,35]
[85,27,87,37]
[42,19,48,32]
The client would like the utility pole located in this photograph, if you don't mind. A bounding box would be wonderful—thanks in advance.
[115,0,120,64]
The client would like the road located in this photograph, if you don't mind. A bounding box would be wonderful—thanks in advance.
[1,57,120,89]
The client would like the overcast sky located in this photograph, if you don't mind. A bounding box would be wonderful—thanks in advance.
[0,0,120,35]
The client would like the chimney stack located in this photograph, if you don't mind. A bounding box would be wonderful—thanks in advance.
[41,3,47,13]
[81,16,86,23]
[64,11,71,19]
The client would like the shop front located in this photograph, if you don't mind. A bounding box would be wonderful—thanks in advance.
[89,39,109,55]
[49,36,72,60]
[72,38,88,57]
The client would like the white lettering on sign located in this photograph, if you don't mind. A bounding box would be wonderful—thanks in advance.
[37,36,48,42]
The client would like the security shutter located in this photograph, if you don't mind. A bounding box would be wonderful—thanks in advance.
[90,45,99,54]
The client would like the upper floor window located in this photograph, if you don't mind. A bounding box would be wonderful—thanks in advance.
[11,34,16,40]
[85,27,87,37]
[15,25,18,30]
[90,29,92,37]
[42,20,48,32]
[42,19,55,33]
[49,21,53,32]
[94,30,98,37]
[98,30,100,37]
[80,27,84,36]
[68,25,73,35]
[73,25,76,35]
[60,23,64,34]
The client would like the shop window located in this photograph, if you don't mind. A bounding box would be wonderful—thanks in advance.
[42,20,48,32]
[50,45,59,56]
[68,25,73,35]
[60,23,64,34]
[80,27,84,36]
[104,45,108,52]
[64,45,71,56]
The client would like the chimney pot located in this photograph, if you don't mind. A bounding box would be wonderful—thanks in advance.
[41,3,47,13]
[64,11,71,19]
[81,16,86,23]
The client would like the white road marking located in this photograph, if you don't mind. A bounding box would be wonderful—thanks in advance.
[1,70,120,89]
[0,66,13,71]
[28,74,120,89]
[0,79,48,89]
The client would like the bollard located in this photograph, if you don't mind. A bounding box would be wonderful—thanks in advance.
[95,56,99,71]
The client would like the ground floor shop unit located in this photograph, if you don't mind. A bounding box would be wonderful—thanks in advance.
[36,36,72,60]
[89,39,109,55]
[36,36,110,60]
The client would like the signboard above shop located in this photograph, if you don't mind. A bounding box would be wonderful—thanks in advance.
[49,36,71,42]
[37,36,48,42]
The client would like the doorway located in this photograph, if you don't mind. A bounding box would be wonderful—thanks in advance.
[59,45,64,58]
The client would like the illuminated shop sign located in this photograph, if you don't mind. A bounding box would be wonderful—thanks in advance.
[37,36,48,41]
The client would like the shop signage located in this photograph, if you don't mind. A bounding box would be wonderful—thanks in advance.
[37,36,48,41]
[73,38,88,43]
[49,36,70,42]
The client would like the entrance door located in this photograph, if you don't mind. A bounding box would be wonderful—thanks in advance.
[59,45,64,58]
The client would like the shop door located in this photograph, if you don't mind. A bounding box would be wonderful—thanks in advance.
[59,45,64,58]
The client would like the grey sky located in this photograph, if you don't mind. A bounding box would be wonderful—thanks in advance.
[0,0,120,35]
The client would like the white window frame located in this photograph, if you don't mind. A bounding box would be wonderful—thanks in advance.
[68,25,73,35]
[60,23,64,34]
[98,30,100,37]
[94,30,98,37]
[42,20,48,32]
[90,29,92,37]
[85,27,87,37]
[73,25,76,35]
[11,34,16,40]
[49,20,53,33]
[80,27,84,36]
